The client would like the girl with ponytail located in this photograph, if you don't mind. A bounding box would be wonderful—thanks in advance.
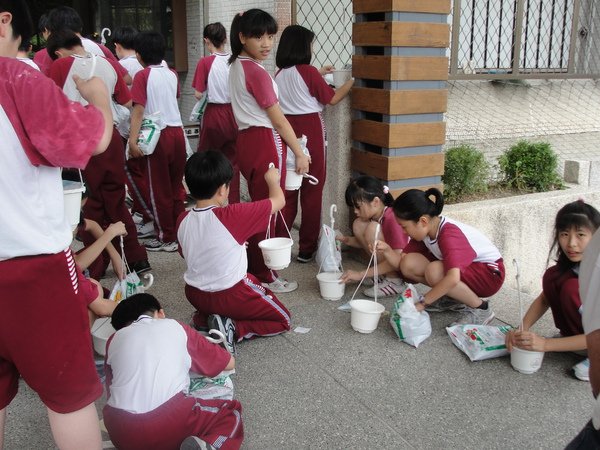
[339,176,409,298]
[376,188,505,326]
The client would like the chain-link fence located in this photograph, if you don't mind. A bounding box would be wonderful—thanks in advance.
[294,0,353,69]
[450,0,600,79]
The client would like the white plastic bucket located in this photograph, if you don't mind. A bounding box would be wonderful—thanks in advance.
[285,170,304,190]
[316,272,345,301]
[510,346,544,374]
[333,69,352,87]
[349,299,385,333]
[258,237,293,270]
[63,180,85,231]
[91,317,116,356]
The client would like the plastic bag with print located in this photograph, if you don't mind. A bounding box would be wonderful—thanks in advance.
[389,283,432,348]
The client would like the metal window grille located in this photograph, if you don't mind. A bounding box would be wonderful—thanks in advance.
[449,0,600,79]
[294,0,353,69]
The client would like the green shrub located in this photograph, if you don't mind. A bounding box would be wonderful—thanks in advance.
[442,144,490,203]
[498,140,563,192]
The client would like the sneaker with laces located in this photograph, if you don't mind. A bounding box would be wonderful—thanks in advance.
[207,314,236,355]
[130,259,152,275]
[296,252,314,263]
[363,277,405,298]
[262,277,298,293]
[136,221,155,238]
[450,303,495,326]
[180,436,215,450]
[144,238,178,252]
[425,296,467,313]
[361,276,384,287]
[573,358,590,381]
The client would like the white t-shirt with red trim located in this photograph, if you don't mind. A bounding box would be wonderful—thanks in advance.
[49,53,131,124]
[105,316,230,414]
[404,216,502,272]
[177,200,272,291]
[229,56,278,130]
[275,65,335,115]
[0,57,103,260]
[81,37,128,79]
[131,65,183,128]
[118,54,144,81]
[192,52,231,104]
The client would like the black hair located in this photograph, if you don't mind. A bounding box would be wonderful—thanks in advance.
[228,9,278,64]
[204,22,226,48]
[185,150,233,200]
[344,175,394,209]
[276,25,314,68]
[134,31,165,66]
[392,188,444,221]
[111,293,162,331]
[47,6,83,34]
[38,13,48,33]
[0,0,33,43]
[17,37,30,52]
[46,29,82,60]
[550,200,600,272]
[112,26,138,50]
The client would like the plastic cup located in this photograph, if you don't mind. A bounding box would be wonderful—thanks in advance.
[510,346,544,374]
[316,272,345,301]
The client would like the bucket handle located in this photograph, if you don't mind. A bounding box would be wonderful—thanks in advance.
[265,210,292,241]
[302,173,319,185]
[348,223,381,303]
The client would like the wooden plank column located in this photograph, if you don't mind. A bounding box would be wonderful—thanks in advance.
[351,0,451,197]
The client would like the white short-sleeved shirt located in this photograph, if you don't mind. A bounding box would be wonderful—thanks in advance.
[17,57,39,70]
[275,65,335,115]
[0,57,103,260]
[177,200,272,291]
[404,216,502,271]
[131,65,183,128]
[105,316,230,414]
[229,56,278,130]
[49,53,131,124]
[192,53,231,104]
[118,54,144,81]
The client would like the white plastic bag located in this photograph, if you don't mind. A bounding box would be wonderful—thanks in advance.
[189,95,207,122]
[286,135,309,170]
[316,224,342,272]
[446,324,510,361]
[114,103,131,139]
[189,369,234,401]
[389,284,432,348]
[136,111,162,155]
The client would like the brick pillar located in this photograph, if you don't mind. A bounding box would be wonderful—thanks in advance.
[351,0,451,197]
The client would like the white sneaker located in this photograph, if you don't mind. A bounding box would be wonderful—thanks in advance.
[450,304,495,326]
[363,277,405,298]
[144,238,178,252]
[573,358,590,381]
[361,276,384,287]
[262,277,298,293]
[425,296,467,312]
[180,436,215,450]
[136,221,155,238]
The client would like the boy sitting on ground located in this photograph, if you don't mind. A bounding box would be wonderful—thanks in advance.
[177,151,291,354]
[103,293,242,450]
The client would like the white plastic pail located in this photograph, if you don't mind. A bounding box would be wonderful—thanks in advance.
[258,237,293,270]
[91,317,116,356]
[333,69,352,87]
[349,299,385,333]
[510,347,544,374]
[63,180,85,231]
[316,272,345,301]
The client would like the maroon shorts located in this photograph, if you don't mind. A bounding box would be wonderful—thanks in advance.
[103,392,243,450]
[459,259,505,298]
[0,250,102,412]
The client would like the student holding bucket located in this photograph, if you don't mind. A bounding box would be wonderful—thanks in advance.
[228,9,307,294]
[338,176,409,297]
[178,151,291,355]
[505,201,600,381]
[274,25,354,263]
[0,1,114,447]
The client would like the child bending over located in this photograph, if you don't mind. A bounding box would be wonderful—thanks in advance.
[177,151,291,355]
[376,188,505,326]
[103,293,242,450]
[506,200,600,381]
